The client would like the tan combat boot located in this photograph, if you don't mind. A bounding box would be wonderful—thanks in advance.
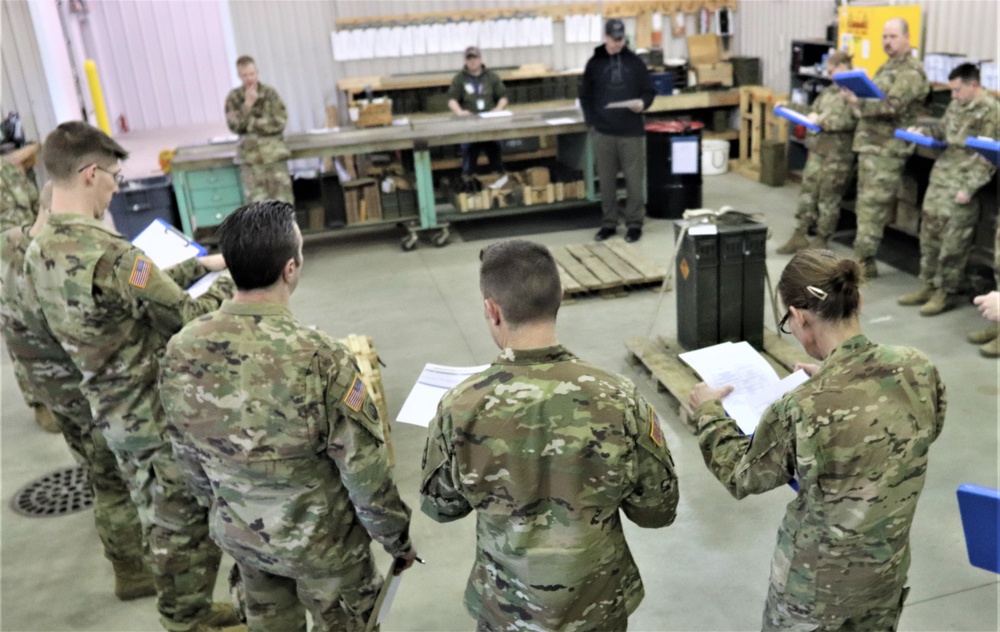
[193,603,243,632]
[112,558,157,601]
[968,326,999,345]
[32,405,61,433]
[809,236,830,250]
[776,230,810,255]
[981,337,1000,358]
[898,285,935,306]
[860,258,878,279]
[919,290,957,316]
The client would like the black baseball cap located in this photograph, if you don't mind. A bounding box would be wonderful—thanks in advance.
[605,19,625,40]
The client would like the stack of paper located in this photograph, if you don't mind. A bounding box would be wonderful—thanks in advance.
[396,363,490,426]
[679,341,809,434]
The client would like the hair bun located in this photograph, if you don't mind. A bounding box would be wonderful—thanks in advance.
[831,258,861,293]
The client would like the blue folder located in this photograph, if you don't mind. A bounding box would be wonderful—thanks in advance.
[833,70,884,99]
[774,107,821,132]
[894,129,947,148]
[966,136,1000,167]
[957,483,1000,574]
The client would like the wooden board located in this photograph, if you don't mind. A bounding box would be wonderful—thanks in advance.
[338,334,394,466]
[553,242,667,298]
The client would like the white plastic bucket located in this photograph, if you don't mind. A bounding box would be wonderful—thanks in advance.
[701,139,730,175]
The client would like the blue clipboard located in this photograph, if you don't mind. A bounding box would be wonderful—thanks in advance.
[894,129,947,148]
[833,70,884,99]
[957,484,1000,574]
[774,107,821,132]
[131,218,207,269]
[966,136,1000,167]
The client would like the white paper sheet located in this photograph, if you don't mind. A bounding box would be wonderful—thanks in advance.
[605,99,644,109]
[209,135,238,144]
[670,138,699,174]
[541,17,554,46]
[426,24,443,54]
[396,363,490,427]
[412,24,428,55]
[589,14,602,42]
[186,271,222,299]
[545,117,578,125]
[399,26,414,56]
[680,342,809,434]
[131,219,205,269]
[478,110,513,119]
[375,573,402,626]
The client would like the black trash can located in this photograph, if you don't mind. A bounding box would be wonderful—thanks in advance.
[645,120,704,219]
[108,175,179,241]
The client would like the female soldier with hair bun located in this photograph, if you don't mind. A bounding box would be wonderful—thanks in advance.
[690,250,946,631]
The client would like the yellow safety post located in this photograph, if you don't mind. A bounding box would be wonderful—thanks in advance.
[84,60,111,135]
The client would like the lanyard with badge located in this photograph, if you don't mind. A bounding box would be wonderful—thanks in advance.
[465,76,485,112]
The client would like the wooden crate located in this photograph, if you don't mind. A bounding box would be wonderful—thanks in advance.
[732,86,788,182]
[343,178,382,223]
[551,241,666,298]
[338,334,394,466]
[356,100,393,128]
[522,183,555,205]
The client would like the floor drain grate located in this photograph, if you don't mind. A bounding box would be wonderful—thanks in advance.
[10,466,93,517]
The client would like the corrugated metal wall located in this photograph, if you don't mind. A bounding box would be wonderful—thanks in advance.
[733,0,1000,93]
[75,0,233,131]
[1,0,57,145]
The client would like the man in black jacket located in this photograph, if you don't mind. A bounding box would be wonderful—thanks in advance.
[580,19,656,243]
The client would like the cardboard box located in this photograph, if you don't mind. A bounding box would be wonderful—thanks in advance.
[687,34,722,64]
[693,62,733,87]
[522,184,555,205]
[523,166,551,187]
[454,190,491,212]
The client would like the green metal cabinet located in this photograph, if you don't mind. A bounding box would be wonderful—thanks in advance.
[173,166,244,236]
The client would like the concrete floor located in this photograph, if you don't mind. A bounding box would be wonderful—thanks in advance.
[2,170,998,631]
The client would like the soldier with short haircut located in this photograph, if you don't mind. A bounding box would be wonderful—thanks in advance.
[842,17,929,277]
[1,181,154,600]
[898,63,999,316]
[777,50,858,254]
[225,55,293,204]
[25,121,239,632]
[690,249,946,631]
[160,201,417,632]
[421,239,679,631]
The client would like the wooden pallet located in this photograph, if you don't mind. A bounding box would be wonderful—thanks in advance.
[625,330,811,432]
[339,333,394,466]
[731,86,788,183]
[552,241,666,299]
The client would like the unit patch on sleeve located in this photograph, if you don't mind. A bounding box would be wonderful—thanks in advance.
[344,375,367,412]
[649,405,664,447]
[129,256,152,289]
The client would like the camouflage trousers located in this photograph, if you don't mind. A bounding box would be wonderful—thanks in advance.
[239,162,293,204]
[763,584,908,631]
[116,443,222,631]
[238,553,381,632]
[51,404,146,565]
[853,153,908,260]
[919,182,981,293]
[10,356,40,407]
[795,151,855,238]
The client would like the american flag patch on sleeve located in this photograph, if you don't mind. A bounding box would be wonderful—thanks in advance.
[344,376,366,412]
[129,256,152,289]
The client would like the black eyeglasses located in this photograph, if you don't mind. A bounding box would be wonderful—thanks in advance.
[78,163,126,186]
[779,309,792,334]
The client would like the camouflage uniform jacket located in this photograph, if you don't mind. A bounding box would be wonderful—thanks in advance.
[225,83,291,165]
[24,214,233,453]
[1,225,90,419]
[852,54,929,157]
[0,161,38,233]
[925,90,999,193]
[421,345,679,631]
[695,334,946,619]
[791,85,857,157]
[159,301,412,578]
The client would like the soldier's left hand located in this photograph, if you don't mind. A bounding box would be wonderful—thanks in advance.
[689,382,734,410]
[840,88,858,105]
[955,191,971,204]
[393,549,420,575]
[197,254,228,271]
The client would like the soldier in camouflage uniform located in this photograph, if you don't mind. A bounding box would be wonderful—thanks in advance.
[968,222,1000,358]
[898,63,999,316]
[843,18,929,278]
[1,183,155,600]
[225,55,293,204]
[160,201,417,632]
[24,122,240,632]
[0,158,38,233]
[690,249,946,631]
[421,239,679,632]
[777,51,859,254]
